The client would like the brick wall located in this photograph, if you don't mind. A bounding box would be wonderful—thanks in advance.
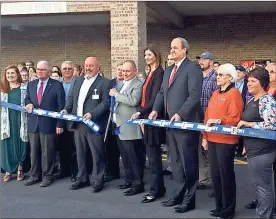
[1,13,275,77]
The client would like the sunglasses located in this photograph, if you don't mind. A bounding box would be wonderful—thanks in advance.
[62,68,72,70]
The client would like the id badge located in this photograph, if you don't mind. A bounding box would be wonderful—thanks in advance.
[92,89,99,99]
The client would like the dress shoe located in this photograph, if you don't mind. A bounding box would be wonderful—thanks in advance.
[210,208,222,217]
[24,178,40,186]
[216,214,234,219]
[208,191,215,198]
[117,182,132,189]
[173,204,195,213]
[244,199,258,209]
[162,170,172,175]
[40,179,53,187]
[197,183,212,190]
[71,177,76,182]
[91,184,103,193]
[141,190,166,203]
[161,199,180,207]
[104,175,120,182]
[123,186,144,196]
[69,180,90,190]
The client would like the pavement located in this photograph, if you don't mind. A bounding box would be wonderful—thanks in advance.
[1,159,257,218]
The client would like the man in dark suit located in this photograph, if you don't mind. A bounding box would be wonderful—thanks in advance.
[25,60,65,187]
[103,62,124,182]
[55,61,78,182]
[149,37,203,213]
[62,57,110,193]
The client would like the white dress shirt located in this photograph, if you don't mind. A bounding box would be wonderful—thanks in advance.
[77,74,98,116]
[113,77,136,123]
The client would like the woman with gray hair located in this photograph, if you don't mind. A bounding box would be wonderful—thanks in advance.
[202,63,244,219]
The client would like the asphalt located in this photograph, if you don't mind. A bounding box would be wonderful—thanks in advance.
[1,162,257,218]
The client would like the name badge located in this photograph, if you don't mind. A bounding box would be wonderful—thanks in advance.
[92,89,99,100]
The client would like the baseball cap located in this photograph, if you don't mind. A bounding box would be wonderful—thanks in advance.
[235,66,246,72]
[199,52,215,61]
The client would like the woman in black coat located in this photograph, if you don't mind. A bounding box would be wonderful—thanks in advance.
[131,45,166,203]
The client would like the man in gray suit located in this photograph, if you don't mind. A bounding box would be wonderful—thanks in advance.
[149,37,203,213]
[109,60,144,196]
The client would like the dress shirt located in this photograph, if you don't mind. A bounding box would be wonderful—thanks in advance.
[61,77,74,103]
[113,77,136,123]
[235,79,245,94]
[77,74,98,116]
[36,77,49,95]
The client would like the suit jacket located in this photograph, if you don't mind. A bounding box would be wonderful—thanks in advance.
[153,58,203,122]
[137,66,165,146]
[25,78,65,134]
[114,77,143,141]
[65,75,110,133]
[241,79,248,106]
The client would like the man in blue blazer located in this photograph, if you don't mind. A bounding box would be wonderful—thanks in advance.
[24,60,65,187]
[149,37,203,213]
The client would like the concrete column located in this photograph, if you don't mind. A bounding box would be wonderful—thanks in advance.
[110,1,147,77]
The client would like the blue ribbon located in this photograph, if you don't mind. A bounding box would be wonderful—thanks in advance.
[127,119,276,140]
[1,101,100,134]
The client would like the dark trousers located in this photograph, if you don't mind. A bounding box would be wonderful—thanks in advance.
[167,129,199,206]
[146,144,165,195]
[105,130,120,177]
[118,138,144,186]
[29,132,56,180]
[198,134,211,185]
[57,129,78,177]
[74,124,106,184]
[248,151,276,219]
[208,141,236,215]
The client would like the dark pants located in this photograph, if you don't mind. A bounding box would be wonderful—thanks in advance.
[208,141,236,215]
[118,138,144,187]
[105,130,120,177]
[146,144,165,195]
[57,129,78,178]
[198,134,211,185]
[167,129,199,206]
[29,132,56,181]
[248,151,276,219]
[74,124,106,185]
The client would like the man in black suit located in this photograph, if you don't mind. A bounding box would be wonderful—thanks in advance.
[149,37,203,213]
[104,62,124,182]
[25,60,65,187]
[62,57,110,193]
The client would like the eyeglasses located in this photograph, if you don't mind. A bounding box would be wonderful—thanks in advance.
[62,68,72,71]
[37,68,47,71]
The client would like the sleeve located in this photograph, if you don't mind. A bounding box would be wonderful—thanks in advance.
[253,95,276,130]
[115,83,142,107]
[177,63,203,120]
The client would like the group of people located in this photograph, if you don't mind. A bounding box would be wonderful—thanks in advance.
[1,37,276,219]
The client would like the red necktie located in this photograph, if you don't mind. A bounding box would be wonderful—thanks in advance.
[168,65,178,87]
[37,81,44,105]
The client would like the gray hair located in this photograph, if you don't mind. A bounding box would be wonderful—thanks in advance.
[37,60,51,71]
[61,61,74,66]
[174,37,190,55]
[218,63,238,83]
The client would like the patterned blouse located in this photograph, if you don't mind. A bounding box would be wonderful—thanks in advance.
[248,94,276,130]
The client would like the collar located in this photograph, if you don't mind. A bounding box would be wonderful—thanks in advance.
[174,56,186,68]
[236,79,244,84]
[84,73,98,81]
[204,69,216,78]
[123,76,136,85]
[39,77,49,85]
[61,76,74,83]
[219,83,235,93]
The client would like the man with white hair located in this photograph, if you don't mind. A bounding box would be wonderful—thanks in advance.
[25,60,65,187]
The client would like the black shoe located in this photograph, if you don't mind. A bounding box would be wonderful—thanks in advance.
[173,204,195,213]
[91,183,103,193]
[208,191,215,198]
[210,208,222,217]
[24,178,40,186]
[216,214,234,219]
[161,199,181,207]
[141,190,166,203]
[69,180,90,190]
[71,177,76,182]
[104,175,120,182]
[162,170,172,175]
[197,183,212,190]
[123,186,144,196]
[117,182,132,189]
[40,179,53,187]
[244,199,258,209]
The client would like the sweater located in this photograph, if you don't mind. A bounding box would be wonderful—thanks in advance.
[203,84,244,144]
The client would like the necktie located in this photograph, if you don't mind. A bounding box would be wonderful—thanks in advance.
[37,81,44,105]
[168,65,178,87]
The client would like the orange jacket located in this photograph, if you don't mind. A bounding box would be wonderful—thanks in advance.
[203,86,244,144]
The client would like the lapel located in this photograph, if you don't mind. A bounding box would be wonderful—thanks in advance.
[84,75,101,102]
[40,78,52,105]
[75,76,85,102]
[168,58,189,90]
[32,79,39,106]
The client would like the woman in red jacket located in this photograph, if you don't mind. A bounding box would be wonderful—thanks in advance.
[202,63,244,219]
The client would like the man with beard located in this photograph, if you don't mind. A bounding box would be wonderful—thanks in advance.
[197,52,219,196]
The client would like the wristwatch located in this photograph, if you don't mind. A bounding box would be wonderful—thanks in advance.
[217,119,221,124]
